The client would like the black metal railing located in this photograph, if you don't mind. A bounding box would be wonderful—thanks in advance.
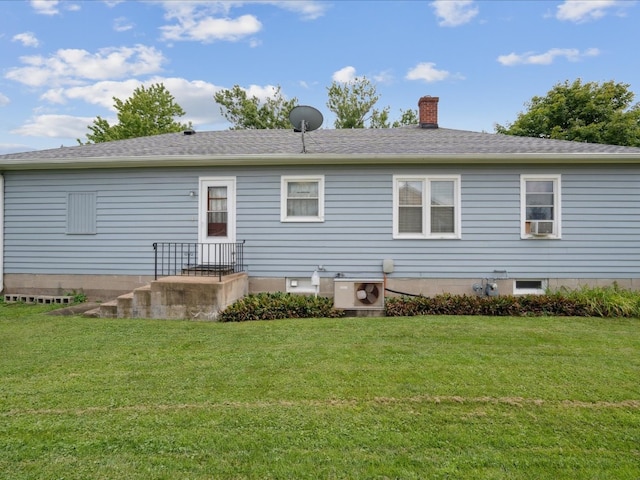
[153,241,246,280]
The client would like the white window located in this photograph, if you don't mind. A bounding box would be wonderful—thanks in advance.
[521,175,561,239]
[281,176,324,222]
[393,175,461,239]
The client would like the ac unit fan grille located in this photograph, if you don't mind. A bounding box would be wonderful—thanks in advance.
[356,283,380,305]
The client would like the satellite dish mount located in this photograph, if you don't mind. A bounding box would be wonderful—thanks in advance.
[289,106,323,153]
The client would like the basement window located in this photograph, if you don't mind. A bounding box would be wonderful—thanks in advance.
[513,279,547,295]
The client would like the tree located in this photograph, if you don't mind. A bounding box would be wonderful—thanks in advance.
[495,79,640,147]
[392,108,419,128]
[326,76,387,129]
[370,106,391,129]
[213,78,416,130]
[213,85,298,130]
[79,83,190,144]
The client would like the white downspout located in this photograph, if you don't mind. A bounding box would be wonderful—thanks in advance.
[0,174,4,293]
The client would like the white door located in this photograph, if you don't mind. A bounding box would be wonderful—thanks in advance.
[198,177,236,267]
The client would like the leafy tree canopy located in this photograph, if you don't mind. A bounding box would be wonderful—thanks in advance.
[392,108,419,128]
[213,78,418,130]
[79,83,190,144]
[326,76,384,129]
[213,85,298,130]
[495,79,640,147]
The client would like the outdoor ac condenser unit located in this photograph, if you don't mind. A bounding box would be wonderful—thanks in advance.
[529,220,554,236]
[334,279,385,310]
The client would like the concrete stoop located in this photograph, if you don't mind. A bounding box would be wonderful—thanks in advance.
[85,273,248,320]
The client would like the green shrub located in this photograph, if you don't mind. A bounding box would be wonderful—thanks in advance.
[219,292,345,322]
[385,285,640,318]
[65,290,88,304]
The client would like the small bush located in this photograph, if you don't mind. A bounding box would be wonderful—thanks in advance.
[65,290,88,304]
[385,285,640,318]
[219,292,345,322]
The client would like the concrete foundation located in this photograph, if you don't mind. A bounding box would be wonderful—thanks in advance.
[5,273,640,320]
[6,273,640,303]
[3,273,153,302]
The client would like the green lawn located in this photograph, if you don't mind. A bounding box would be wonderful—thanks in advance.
[1,303,639,479]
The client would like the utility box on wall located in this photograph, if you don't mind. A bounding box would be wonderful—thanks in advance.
[334,279,385,310]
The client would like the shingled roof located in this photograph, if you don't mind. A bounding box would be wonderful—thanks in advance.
[2,126,640,170]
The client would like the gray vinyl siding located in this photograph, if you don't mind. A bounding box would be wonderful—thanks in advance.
[4,163,640,280]
[4,169,200,275]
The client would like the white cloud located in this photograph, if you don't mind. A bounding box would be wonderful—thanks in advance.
[157,1,326,43]
[40,77,229,128]
[556,0,627,23]
[497,48,600,66]
[41,79,145,109]
[113,16,135,32]
[30,0,59,15]
[5,45,166,87]
[430,0,479,27]
[161,14,262,43]
[29,0,80,14]
[0,92,10,106]
[11,114,95,139]
[406,62,459,83]
[159,2,262,43]
[242,84,282,100]
[268,1,329,20]
[332,66,357,83]
[373,70,394,85]
[160,15,262,43]
[151,76,226,126]
[12,32,40,48]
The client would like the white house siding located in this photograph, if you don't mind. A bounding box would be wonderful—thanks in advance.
[3,163,640,283]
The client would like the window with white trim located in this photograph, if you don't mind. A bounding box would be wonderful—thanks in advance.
[281,176,324,222]
[393,175,461,239]
[521,175,561,239]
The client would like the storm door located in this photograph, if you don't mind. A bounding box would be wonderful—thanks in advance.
[198,177,236,267]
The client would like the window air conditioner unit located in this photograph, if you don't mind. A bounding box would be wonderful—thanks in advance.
[529,220,554,236]
[334,279,385,310]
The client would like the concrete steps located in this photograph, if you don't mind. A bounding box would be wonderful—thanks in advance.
[84,273,248,321]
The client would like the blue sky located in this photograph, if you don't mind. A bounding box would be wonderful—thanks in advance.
[0,0,638,153]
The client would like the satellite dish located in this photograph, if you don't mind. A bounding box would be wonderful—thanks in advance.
[289,105,323,153]
[289,106,323,132]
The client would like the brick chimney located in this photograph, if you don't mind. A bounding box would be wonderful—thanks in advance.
[418,96,439,129]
